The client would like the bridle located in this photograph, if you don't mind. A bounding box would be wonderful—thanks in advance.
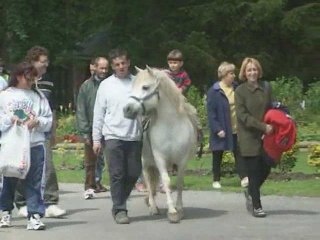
[129,88,160,115]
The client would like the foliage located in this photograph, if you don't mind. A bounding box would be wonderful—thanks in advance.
[56,113,78,137]
[305,81,320,115]
[277,145,298,174]
[307,145,320,173]
[0,0,318,107]
[186,86,207,130]
[270,76,304,119]
[298,122,320,142]
[221,152,236,176]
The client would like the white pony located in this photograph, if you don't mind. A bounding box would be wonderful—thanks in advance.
[123,66,198,223]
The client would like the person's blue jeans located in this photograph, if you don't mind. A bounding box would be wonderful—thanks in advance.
[0,144,46,217]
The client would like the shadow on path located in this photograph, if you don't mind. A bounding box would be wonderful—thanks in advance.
[267,209,319,216]
[130,207,227,222]
[66,208,100,216]
[13,220,87,230]
[59,190,77,195]
[46,220,88,229]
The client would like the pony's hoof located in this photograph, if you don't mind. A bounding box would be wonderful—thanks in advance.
[150,207,160,215]
[177,209,184,220]
[167,212,180,223]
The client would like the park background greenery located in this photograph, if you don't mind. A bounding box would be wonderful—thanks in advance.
[0,0,319,105]
[0,1,318,196]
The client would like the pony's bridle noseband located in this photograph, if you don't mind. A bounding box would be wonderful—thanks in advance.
[129,89,160,115]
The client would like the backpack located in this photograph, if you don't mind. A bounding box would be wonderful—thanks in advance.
[262,109,297,166]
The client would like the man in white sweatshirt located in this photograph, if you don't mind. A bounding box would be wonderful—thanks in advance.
[92,49,142,224]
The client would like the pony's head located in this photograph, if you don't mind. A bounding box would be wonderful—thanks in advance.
[123,66,162,119]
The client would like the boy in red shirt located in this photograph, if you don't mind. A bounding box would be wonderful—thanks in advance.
[166,49,191,94]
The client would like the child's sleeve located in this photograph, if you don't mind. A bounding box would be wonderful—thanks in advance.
[181,71,192,93]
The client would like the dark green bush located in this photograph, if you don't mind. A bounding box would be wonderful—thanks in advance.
[270,76,304,119]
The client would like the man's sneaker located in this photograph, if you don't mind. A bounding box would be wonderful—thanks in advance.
[27,214,46,230]
[45,205,66,218]
[84,188,96,199]
[241,177,249,188]
[0,211,11,228]
[114,211,130,224]
[212,181,222,189]
[244,188,253,213]
[253,208,267,218]
[17,206,28,218]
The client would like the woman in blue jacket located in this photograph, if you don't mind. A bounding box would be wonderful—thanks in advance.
[207,62,247,189]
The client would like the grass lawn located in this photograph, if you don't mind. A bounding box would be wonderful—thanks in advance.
[54,149,320,197]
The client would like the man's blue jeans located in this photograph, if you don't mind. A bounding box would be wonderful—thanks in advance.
[0,144,46,217]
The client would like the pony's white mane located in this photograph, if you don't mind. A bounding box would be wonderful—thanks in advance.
[151,68,199,129]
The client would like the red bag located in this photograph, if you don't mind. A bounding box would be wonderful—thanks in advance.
[263,109,297,165]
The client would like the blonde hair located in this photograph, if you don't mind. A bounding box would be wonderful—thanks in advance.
[217,62,235,80]
[238,57,263,81]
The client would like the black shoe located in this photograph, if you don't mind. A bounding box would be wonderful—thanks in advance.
[244,188,253,213]
[253,208,267,218]
[114,211,130,224]
[94,183,109,193]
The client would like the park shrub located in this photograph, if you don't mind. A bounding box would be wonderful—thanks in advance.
[270,76,304,120]
[276,145,298,174]
[186,86,207,130]
[186,86,209,145]
[307,145,320,173]
[221,151,235,176]
[304,81,320,116]
[56,111,78,138]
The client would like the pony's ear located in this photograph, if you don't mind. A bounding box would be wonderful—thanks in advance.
[135,66,143,72]
[146,65,155,76]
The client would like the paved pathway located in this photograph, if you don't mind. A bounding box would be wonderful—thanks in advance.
[1,183,319,240]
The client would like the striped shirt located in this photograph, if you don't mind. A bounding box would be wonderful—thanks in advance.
[35,75,55,110]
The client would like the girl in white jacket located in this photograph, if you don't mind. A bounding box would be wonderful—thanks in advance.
[0,62,52,230]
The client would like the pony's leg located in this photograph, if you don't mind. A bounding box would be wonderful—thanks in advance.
[157,163,180,223]
[144,166,160,215]
[175,164,186,220]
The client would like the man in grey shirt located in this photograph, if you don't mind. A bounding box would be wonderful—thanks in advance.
[92,49,142,224]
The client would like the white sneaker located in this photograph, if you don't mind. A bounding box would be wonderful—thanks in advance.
[0,211,11,228]
[241,177,249,188]
[27,214,45,230]
[45,205,66,218]
[212,181,222,189]
[18,206,28,218]
[84,188,96,200]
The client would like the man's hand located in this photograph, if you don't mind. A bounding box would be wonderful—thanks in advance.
[217,130,226,138]
[265,124,273,135]
[92,142,101,155]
